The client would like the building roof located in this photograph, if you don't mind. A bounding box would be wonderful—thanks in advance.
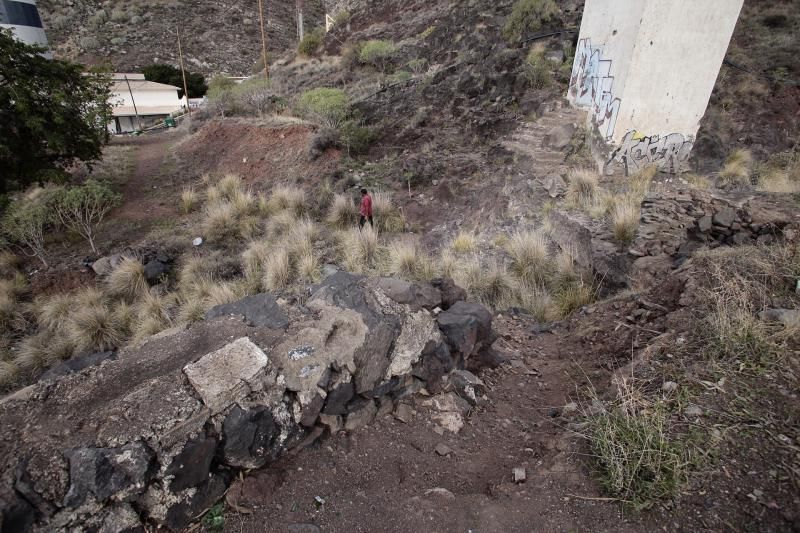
[111,79,180,93]
[112,105,181,117]
[112,73,146,80]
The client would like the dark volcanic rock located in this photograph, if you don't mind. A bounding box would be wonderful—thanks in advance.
[206,293,289,329]
[431,278,468,310]
[143,260,170,284]
[222,406,285,470]
[63,441,155,508]
[322,382,355,416]
[40,351,116,381]
[437,302,493,359]
[166,433,218,491]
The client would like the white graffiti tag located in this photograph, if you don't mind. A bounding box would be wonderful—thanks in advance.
[608,131,694,175]
[569,38,621,140]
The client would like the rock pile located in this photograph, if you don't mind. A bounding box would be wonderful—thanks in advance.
[631,189,799,281]
[0,273,495,531]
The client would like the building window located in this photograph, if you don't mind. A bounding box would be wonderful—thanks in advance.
[0,1,44,28]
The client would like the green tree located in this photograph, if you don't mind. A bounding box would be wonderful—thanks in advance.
[142,63,208,98]
[0,29,112,195]
[53,180,121,253]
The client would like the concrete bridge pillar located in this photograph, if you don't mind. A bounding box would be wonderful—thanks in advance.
[567,0,744,174]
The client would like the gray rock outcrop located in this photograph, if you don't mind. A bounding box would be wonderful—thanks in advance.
[0,274,494,531]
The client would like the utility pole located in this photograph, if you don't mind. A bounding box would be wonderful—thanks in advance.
[176,26,192,115]
[296,0,304,41]
[257,0,269,79]
[123,74,143,131]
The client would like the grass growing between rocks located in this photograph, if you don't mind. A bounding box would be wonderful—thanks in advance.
[580,242,800,511]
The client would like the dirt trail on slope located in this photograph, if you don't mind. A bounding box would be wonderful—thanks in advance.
[224,314,648,533]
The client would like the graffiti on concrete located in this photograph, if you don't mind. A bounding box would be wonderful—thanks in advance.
[608,130,694,175]
[569,38,621,140]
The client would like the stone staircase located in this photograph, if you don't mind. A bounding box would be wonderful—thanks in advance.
[503,100,586,178]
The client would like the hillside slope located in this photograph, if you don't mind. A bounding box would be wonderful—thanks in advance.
[37,0,326,75]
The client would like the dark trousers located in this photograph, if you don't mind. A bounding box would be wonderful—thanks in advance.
[359,216,374,229]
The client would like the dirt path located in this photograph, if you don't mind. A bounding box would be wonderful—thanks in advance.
[225,314,646,533]
[114,131,182,223]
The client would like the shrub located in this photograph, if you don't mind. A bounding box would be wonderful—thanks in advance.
[503,0,561,42]
[106,258,148,301]
[53,180,121,253]
[79,36,101,51]
[525,49,553,89]
[566,168,599,209]
[2,193,56,268]
[207,75,237,118]
[327,194,357,227]
[298,28,325,56]
[358,40,398,73]
[340,120,376,156]
[235,77,274,117]
[507,230,550,286]
[331,10,351,27]
[719,149,753,186]
[110,8,128,22]
[181,187,198,214]
[451,232,476,253]
[407,58,428,75]
[295,88,351,129]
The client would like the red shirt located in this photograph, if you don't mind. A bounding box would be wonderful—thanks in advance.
[360,194,373,217]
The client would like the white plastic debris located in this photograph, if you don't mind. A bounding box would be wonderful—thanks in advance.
[192,237,203,247]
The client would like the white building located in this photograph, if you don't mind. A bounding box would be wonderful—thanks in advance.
[567,0,744,174]
[0,0,50,55]
[108,73,182,134]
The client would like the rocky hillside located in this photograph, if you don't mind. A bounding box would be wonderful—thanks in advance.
[38,0,327,75]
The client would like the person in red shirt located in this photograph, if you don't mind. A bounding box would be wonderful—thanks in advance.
[359,188,374,229]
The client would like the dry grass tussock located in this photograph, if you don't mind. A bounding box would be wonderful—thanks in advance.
[389,240,434,281]
[611,197,640,244]
[218,174,244,200]
[132,293,174,342]
[451,231,476,253]
[506,230,549,286]
[297,252,321,283]
[263,247,292,291]
[457,260,515,310]
[757,168,800,193]
[566,168,599,208]
[340,226,382,273]
[106,258,149,300]
[0,250,20,278]
[719,149,753,186]
[693,244,798,366]
[269,185,307,214]
[327,194,356,228]
[372,192,405,233]
[180,187,198,214]
[66,301,124,353]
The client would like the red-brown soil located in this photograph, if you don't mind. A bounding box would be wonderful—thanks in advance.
[176,119,341,191]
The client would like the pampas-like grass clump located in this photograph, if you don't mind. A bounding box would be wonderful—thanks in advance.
[106,258,149,300]
[327,194,356,228]
[340,226,381,273]
[202,202,240,242]
[181,187,198,214]
[269,185,307,214]
[67,303,124,353]
[611,198,641,244]
[263,247,292,291]
[720,149,753,186]
[507,230,550,286]
[451,232,476,253]
[566,168,599,208]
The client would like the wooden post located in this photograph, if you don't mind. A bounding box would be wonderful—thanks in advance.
[176,27,192,115]
[296,0,304,41]
[257,0,269,79]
